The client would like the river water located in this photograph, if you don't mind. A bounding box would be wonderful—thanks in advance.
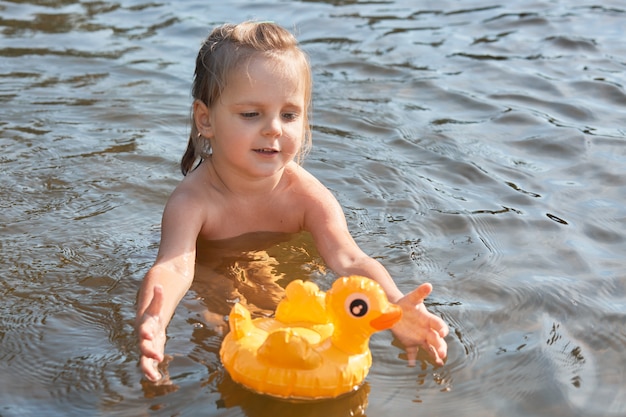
[1,0,625,416]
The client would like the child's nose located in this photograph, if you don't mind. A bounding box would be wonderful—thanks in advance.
[262,115,282,137]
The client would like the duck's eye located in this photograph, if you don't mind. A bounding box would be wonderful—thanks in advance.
[345,293,370,317]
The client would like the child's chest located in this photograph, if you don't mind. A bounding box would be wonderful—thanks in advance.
[203,194,304,239]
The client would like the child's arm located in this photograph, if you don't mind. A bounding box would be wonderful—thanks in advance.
[135,189,205,381]
[305,186,449,366]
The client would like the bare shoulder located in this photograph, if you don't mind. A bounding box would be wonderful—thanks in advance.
[161,166,216,232]
[166,172,206,212]
[287,164,361,272]
[285,163,346,226]
[286,163,337,204]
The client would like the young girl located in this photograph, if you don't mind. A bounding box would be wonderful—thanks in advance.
[136,21,449,382]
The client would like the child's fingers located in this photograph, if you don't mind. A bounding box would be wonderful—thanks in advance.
[433,315,449,338]
[145,285,164,317]
[138,334,163,358]
[140,356,162,382]
[138,317,165,364]
[138,317,158,340]
[426,328,447,365]
[405,346,418,367]
[403,282,433,305]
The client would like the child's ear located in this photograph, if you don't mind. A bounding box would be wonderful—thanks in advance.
[193,100,214,137]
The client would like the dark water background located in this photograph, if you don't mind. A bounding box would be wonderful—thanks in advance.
[1,0,625,416]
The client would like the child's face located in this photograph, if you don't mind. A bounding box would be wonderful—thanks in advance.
[206,54,307,179]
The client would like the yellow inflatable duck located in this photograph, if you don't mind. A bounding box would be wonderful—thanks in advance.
[219,275,402,400]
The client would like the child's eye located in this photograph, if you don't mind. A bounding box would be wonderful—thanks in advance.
[282,112,298,121]
[241,112,259,118]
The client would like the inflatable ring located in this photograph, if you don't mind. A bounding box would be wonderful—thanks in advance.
[219,275,402,400]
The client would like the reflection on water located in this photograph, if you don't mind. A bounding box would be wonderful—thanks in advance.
[216,376,370,417]
[1,0,625,416]
[191,233,325,316]
[192,232,327,317]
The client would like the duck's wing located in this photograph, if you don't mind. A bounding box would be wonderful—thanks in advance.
[257,328,323,370]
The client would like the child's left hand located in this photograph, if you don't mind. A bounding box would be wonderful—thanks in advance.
[137,285,167,382]
[392,283,449,366]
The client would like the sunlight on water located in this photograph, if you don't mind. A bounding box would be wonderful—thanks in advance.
[1,1,625,416]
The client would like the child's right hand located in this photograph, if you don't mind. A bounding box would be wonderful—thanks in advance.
[391,283,449,367]
[137,285,167,382]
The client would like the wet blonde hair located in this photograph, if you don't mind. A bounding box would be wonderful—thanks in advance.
[181,21,313,175]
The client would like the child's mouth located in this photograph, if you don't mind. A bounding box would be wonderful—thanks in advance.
[254,148,279,154]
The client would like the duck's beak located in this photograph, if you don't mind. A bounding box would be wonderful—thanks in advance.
[370,304,402,330]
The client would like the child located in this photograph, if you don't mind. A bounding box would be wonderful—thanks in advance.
[136,21,449,382]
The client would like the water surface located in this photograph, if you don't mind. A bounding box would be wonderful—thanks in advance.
[1,0,625,416]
